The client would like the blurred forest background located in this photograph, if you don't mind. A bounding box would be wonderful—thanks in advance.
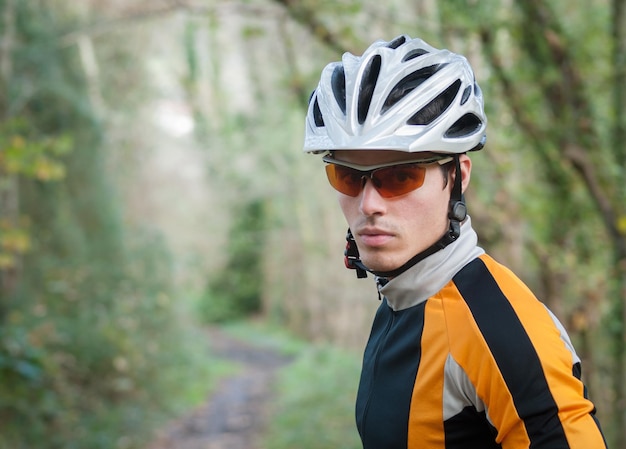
[0,0,625,447]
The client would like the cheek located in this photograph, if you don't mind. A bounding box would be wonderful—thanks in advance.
[403,198,442,228]
[408,179,451,225]
[337,194,357,221]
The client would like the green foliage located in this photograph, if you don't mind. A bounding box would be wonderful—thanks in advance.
[0,227,217,449]
[0,0,622,446]
[0,120,72,181]
[265,345,362,449]
[0,119,72,269]
[0,2,219,447]
[222,319,308,356]
[0,218,30,270]
[199,199,268,322]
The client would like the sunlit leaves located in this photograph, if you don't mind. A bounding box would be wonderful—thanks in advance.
[618,215,626,236]
[0,220,31,269]
[0,121,72,269]
[0,122,72,182]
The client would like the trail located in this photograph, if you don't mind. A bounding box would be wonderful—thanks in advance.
[146,327,292,449]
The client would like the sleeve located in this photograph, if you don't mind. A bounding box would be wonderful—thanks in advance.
[448,256,607,448]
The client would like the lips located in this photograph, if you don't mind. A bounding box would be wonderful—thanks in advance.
[357,228,394,247]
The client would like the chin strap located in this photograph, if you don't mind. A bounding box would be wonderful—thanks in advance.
[344,155,466,280]
[344,229,368,278]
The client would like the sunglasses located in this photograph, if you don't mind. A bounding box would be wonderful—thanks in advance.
[323,154,453,199]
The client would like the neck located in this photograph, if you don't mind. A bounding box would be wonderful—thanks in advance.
[380,217,484,311]
[361,221,461,278]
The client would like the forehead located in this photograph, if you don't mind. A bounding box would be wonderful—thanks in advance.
[331,150,440,166]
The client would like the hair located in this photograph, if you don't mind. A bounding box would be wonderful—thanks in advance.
[440,159,456,188]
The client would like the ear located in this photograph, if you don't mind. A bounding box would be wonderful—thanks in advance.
[458,154,472,193]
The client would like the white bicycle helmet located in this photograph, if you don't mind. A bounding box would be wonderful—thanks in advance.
[303,35,486,154]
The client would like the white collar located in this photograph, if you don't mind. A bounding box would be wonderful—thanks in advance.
[379,216,484,311]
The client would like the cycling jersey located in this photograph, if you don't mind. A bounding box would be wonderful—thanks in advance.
[355,217,607,449]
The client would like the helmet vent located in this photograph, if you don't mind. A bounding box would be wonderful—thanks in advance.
[460,85,472,105]
[313,97,325,127]
[474,82,481,96]
[386,36,407,49]
[331,65,347,114]
[358,55,382,124]
[402,48,430,62]
[382,64,447,114]
[445,113,483,137]
[407,79,462,125]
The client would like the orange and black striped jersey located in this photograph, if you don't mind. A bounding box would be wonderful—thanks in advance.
[355,220,607,448]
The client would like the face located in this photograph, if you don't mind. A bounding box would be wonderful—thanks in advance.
[331,150,471,274]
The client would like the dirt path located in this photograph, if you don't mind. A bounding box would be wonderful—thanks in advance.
[146,327,293,449]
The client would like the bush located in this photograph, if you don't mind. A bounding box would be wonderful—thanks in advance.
[0,229,216,449]
[265,345,363,449]
[199,199,268,323]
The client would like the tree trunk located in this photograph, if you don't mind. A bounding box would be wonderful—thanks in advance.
[612,0,626,444]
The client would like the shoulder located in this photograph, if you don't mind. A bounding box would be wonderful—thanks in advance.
[444,254,562,348]
[441,254,578,391]
[450,254,549,325]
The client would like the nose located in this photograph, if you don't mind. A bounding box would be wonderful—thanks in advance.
[359,178,387,216]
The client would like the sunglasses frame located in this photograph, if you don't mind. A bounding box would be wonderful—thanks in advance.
[322,154,454,198]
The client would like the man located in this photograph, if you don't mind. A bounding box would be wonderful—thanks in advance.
[303,35,607,448]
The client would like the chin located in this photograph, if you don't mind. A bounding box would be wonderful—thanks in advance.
[361,257,402,274]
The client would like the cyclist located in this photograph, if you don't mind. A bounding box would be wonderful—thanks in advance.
[303,35,607,448]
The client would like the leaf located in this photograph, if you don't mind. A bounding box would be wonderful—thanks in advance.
[0,228,31,253]
[10,135,26,149]
[0,253,16,269]
[34,157,66,181]
[13,359,43,382]
[618,215,626,236]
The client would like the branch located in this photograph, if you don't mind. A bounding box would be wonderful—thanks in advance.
[58,2,182,47]
[269,0,348,55]
[0,0,15,103]
[277,18,310,109]
[517,0,592,133]
[481,13,625,256]
[478,28,546,146]
[57,1,286,48]
[564,144,624,250]
[612,0,626,167]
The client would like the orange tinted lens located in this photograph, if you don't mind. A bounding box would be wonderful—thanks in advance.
[373,164,426,198]
[325,163,427,198]
[325,164,363,196]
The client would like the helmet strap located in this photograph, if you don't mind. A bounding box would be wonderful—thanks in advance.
[344,229,368,278]
[344,155,466,279]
